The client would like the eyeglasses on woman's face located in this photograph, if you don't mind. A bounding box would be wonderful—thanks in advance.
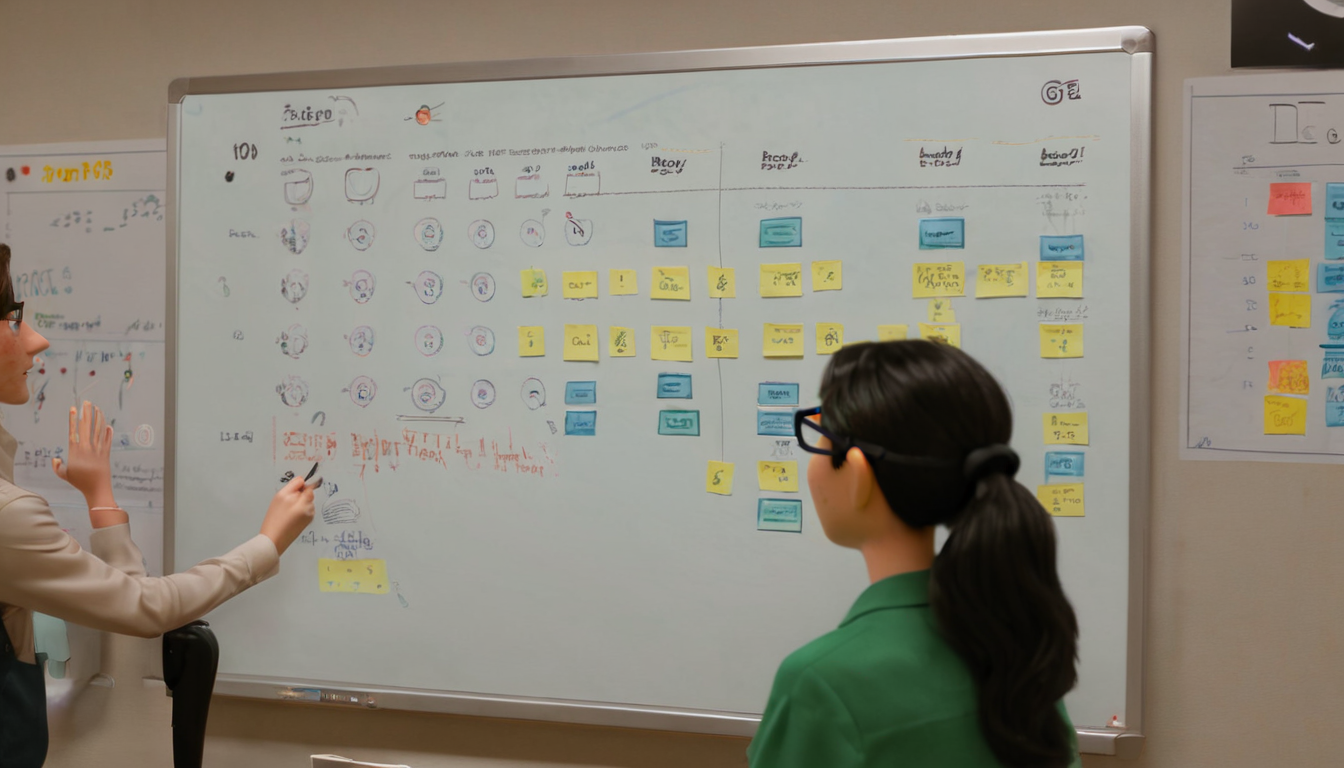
[793,405,955,469]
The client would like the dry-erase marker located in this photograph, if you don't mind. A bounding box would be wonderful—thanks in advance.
[304,462,320,482]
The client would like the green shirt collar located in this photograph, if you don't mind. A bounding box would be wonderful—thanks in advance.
[839,569,931,628]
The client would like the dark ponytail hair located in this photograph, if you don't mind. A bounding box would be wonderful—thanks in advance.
[818,340,1079,768]
[0,243,13,308]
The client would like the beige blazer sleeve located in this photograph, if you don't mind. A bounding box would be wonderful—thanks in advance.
[0,488,279,639]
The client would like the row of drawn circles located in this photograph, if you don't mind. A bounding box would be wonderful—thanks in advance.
[278,323,496,359]
[276,374,546,412]
[278,270,497,306]
[279,217,571,255]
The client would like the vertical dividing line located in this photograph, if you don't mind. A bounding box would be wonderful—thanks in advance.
[717,143,726,462]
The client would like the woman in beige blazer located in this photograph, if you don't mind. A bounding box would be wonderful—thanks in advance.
[0,243,316,767]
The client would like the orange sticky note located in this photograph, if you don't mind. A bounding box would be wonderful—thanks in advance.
[1268,183,1312,216]
[1268,360,1310,395]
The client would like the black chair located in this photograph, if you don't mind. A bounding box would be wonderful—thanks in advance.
[162,621,219,768]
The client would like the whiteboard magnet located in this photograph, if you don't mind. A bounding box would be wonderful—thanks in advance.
[1108,715,1125,728]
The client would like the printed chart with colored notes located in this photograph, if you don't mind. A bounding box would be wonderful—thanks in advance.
[1185,73,1344,461]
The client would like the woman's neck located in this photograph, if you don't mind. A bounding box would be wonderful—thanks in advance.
[859,525,936,583]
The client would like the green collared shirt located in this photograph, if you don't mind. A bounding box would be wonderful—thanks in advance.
[747,570,1082,768]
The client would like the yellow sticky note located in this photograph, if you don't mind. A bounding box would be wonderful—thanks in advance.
[651,266,691,300]
[318,558,390,594]
[811,260,843,291]
[757,461,800,493]
[816,323,845,355]
[706,460,735,495]
[763,323,806,357]
[1040,324,1084,358]
[919,322,961,348]
[609,326,635,357]
[706,327,740,358]
[1036,484,1085,517]
[760,263,804,297]
[1269,292,1311,327]
[928,299,956,323]
[1264,395,1307,435]
[878,324,909,341]
[1037,262,1083,298]
[609,269,638,296]
[521,268,548,297]
[976,262,1030,298]
[650,326,693,361]
[708,266,736,298]
[912,262,965,298]
[1044,412,1089,445]
[563,324,599,361]
[1267,259,1310,292]
[518,326,545,357]
[562,271,598,299]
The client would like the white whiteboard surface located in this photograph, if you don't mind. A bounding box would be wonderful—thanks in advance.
[170,30,1150,752]
[1183,73,1344,463]
[0,140,166,574]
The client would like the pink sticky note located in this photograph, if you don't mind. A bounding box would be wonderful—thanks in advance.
[1268,183,1313,216]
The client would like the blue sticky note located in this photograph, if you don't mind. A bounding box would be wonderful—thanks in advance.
[1327,221,1344,261]
[1327,183,1344,219]
[654,220,688,247]
[1329,387,1344,426]
[1330,303,1344,341]
[656,373,693,399]
[564,381,597,405]
[1040,235,1085,261]
[757,382,800,406]
[757,410,794,436]
[918,218,965,249]
[657,409,700,436]
[1320,264,1344,293]
[564,410,596,436]
[1044,451,1085,481]
[759,217,803,247]
[757,499,803,533]
[1324,350,1344,379]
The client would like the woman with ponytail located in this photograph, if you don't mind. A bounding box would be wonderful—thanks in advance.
[747,340,1082,768]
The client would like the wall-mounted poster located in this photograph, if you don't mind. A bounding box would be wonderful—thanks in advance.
[1234,0,1344,67]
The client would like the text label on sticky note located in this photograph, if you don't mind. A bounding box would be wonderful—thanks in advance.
[758,382,800,406]
[763,323,805,357]
[928,299,956,322]
[519,326,545,357]
[651,266,691,300]
[1040,324,1084,358]
[811,260,842,291]
[757,499,803,532]
[1036,484,1084,517]
[1040,235,1084,262]
[912,262,966,298]
[706,327,740,358]
[563,324,599,361]
[609,269,638,296]
[918,217,965,249]
[757,410,794,436]
[564,381,597,405]
[656,373,693,399]
[609,326,635,357]
[1264,395,1307,435]
[760,216,803,247]
[1269,292,1311,327]
[708,266,736,298]
[651,326,693,361]
[707,461,734,495]
[1267,259,1310,292]
[919,322,961,348]
[760,263,804,297]
[976,262,1030,298]
[758,461,800,492]
[1037,262,1083,298]
[1268,182,1312,216]
[657,409,700,436]
[564,410,597,436]
[521,268,548,297]
[1044,412,1089,445]
[318,558,389,594]
[562,271,598,299]
[1044,451,1085,480]
[816,323,844,355]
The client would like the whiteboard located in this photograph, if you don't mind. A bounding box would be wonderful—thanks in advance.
[1183,73,1344,463]
[0,140,167,575]
[170,29,1151,754]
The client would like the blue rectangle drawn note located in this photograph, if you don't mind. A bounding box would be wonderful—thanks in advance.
[757,499,803,533]
[564,410,597,436]
[918,218,965,249]
[1040,235,1085,261]
[1321,264,1344,293]
[656,373,693,399]
[1044,451,1085,481]
[1327,221,1344,261]
[758,382,800,406]
[657,410,700,436]
[1324,351,1344,379]
[757,410,794,436]
[653,220,688,247]
[564,381,597,405]
[1328,183,1344,219]
[1329,387,1344,426]
[759,217,803,247]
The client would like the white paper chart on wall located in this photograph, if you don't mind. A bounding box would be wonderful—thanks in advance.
[1184,73,1344,462]
[0,140,166,574]
[171,30,1150,744]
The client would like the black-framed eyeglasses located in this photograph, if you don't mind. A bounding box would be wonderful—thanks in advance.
[2,301,22,330]
[793,405,956,468]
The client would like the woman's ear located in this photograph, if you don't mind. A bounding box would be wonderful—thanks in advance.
[843,446,877,510]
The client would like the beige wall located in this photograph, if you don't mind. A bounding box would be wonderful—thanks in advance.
[3,0,1340,765]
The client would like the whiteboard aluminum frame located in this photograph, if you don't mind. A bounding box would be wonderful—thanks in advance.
[167,26,1152,756]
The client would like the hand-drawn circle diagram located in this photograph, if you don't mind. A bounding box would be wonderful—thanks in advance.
[564,212,593,245]
[520,377,546,410]
[278,323,308,359]
[411,270,443,304]
[133,424,155,448]
[414,217,444,251]
[348,325,375,356]
[347,375,377,407]
[279,219,310,254]
[470,272,496,302]
[411,378,447,413]
[469,219,495,249]
[471,379,497,409]
[519,219,545,247]
[281,269,309,304]
[415,324,444,356]
[348,270,376,304]
[282,169,313,205]
[467,325,496,356]
[347,220,375,251]
[277,375,310,408]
